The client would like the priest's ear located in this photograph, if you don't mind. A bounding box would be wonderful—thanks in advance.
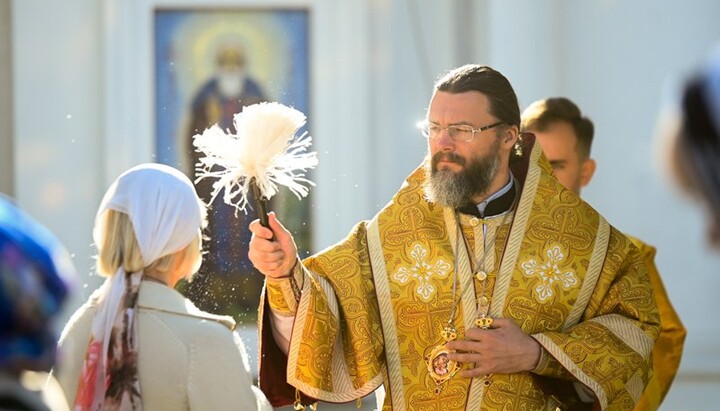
[579,157,597,188]
[501,125,519,149]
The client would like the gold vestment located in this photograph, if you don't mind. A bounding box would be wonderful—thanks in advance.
[260,137,660,410]
[630,237,686,411]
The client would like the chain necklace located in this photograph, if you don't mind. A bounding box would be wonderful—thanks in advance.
[423,221,465,394]
[424,187,517,394]
[462,199,515,330]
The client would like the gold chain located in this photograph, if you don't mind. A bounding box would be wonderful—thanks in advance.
[426,190,517,394]
[456,197,515,329]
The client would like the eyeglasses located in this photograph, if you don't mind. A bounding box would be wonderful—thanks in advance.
[419,120,505,143]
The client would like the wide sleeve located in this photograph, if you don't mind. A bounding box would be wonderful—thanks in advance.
[531,229,661,410]
[258,220,386,407]
[187,327,271,411]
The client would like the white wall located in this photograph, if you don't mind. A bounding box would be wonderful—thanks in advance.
[10,0,720,408]
[12,0,105,316]
[0,0,12,195]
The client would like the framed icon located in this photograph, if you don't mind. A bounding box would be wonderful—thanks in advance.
[154,7,311,323]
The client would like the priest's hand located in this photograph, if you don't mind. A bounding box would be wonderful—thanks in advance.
[445,318,541,377]
[248,212,298,279]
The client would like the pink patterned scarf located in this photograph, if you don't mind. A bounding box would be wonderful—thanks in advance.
[73,270,143,411]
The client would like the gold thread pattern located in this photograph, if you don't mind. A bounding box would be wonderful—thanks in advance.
[266,275,299,315]
[271,142,659,410]
[562,216,610,331]
[369,216,406,411]
[630,236,686,410]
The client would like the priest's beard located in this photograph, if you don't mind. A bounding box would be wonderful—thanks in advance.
[423,138,501,208]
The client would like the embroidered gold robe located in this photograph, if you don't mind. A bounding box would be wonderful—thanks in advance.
[630,237,686,411]
[259,137,660,410]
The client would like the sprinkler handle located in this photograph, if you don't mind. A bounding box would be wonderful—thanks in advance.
[250,178,274,240]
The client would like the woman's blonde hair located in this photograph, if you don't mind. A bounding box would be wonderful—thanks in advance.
[96,210,202,279]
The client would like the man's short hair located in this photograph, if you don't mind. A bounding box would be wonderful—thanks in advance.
[434,65,521,128]
[521,97,594,159]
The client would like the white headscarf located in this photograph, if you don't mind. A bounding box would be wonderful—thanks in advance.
[93,163,205,263]
[74,163,205,411]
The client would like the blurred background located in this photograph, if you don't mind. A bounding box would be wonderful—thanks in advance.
[2,0,720,409]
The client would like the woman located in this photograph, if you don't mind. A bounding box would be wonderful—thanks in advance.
[54,164,270,410]
[0,195,74,411]
[665,47,720,248]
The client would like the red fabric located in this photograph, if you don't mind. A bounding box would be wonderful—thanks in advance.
[258,298,316,408]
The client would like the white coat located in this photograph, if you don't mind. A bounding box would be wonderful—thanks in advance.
[55,281,271,411]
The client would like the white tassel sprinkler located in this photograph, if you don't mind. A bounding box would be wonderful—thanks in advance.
[192,102,318,230]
